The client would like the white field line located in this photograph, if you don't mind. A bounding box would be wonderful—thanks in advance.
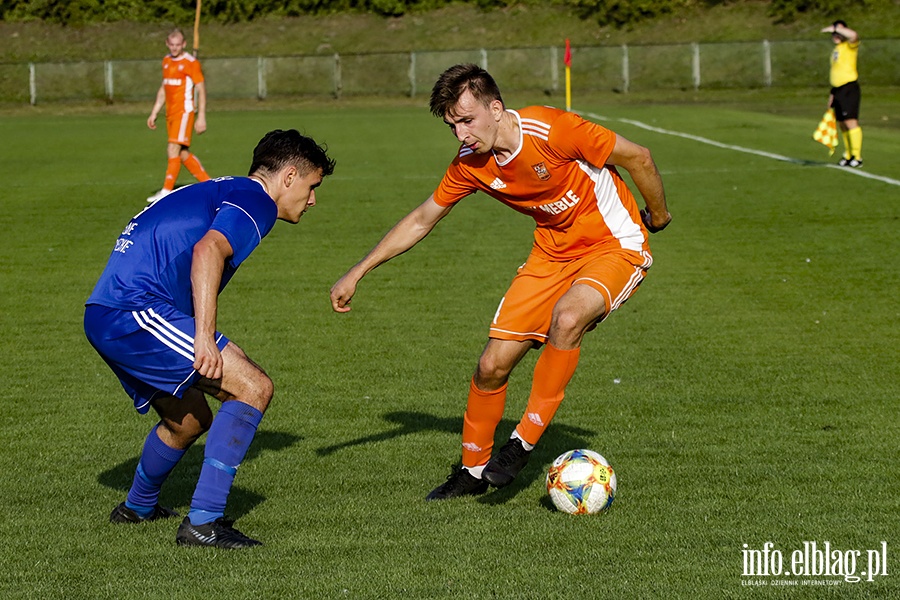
[578,110,900,187]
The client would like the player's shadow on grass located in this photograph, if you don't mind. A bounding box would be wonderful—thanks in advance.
[317,410,594,505]
[97,430,301,519]
[316,411,466,456]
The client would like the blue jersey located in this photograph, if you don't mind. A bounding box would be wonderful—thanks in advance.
[87,177,278,314]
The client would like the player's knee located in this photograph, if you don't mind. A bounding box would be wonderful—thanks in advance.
[474,357,512,390]
[194,408,214,433]
[260,374,274,406]
[246,371,274,413]
[548,309,596,349]
[160,413,209,447]
[551,308,584,337]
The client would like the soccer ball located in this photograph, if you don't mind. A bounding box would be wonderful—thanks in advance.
[546,449,617,515]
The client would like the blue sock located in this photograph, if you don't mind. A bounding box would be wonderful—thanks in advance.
[188,401,263,525]
[125,423,186,517]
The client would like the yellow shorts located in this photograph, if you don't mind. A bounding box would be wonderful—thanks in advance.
[488,248,652,343]
[166,111,195,146]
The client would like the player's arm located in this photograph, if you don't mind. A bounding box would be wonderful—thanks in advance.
[191,229,234,379]
[147,84,166,130]
[194,81,207,134]
[822,23,858,43]
[607,134,671,233]
[330,195,452,313]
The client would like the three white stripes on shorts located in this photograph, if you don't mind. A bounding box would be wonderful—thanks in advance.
[132,308,196,362]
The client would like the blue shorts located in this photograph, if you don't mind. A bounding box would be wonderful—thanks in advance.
[84,303,230,414]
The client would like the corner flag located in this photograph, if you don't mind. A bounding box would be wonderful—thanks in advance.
[564,39,572,112]
[813,109,838,156]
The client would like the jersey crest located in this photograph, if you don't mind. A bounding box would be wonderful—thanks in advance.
[531,162,551,181]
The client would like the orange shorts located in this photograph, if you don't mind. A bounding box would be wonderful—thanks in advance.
[166,111,195,146]
[488,248,652,343]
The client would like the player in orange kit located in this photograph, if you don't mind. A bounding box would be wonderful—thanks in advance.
[146,28,210,203]
[330,64,671,500]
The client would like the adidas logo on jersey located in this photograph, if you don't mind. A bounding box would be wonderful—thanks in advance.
[489,178,507,190]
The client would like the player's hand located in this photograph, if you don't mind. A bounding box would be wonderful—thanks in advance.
[193,337,223,380]
[147,115,157,130]
[195,115,207,134]
[330,275,358,313]
[641,208,671,233]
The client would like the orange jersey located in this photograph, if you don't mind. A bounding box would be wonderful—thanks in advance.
[162,53,204,115]
[433,106,650,261]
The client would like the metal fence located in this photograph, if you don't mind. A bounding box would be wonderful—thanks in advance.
[1,39,897,105]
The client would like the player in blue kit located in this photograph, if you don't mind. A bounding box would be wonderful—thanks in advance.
[84,129,335,549]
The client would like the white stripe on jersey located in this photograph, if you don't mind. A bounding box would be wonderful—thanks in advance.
[577,160,645,252]
[183,76,195,113]
[520,117,550,133]
[223,201,263,242]
[132,309,194,362]
[521,117,550,141]
[522,128,549,141]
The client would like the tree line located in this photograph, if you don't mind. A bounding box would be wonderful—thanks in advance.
[0,0,885,26]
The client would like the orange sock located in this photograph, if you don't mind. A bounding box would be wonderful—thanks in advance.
[163,157,181,190]
[515,343,581,446]
[182,153,210,182]
[461,379,507,468]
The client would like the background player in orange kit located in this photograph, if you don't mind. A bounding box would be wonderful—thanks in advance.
[146,28,210,203]
[330,63,671,500]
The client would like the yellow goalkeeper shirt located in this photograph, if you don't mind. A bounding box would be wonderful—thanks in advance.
[829,40,859,87]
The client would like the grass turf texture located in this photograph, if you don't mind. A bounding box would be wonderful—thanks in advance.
[0,90,898,598]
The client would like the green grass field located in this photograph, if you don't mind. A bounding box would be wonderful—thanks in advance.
[1,89,898,599]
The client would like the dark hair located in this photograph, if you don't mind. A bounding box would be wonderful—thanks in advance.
[429,63,504,118]
[832,20,847,28]
[248,129,336,178]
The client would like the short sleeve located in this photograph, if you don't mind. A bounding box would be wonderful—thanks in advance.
[548,111,617,169]
[433,159,477,207]
[190,59,205,83]
[210,192,276,267]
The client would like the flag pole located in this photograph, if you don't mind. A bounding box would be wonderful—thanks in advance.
[193,0,202,58]
[564,39,572,112]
